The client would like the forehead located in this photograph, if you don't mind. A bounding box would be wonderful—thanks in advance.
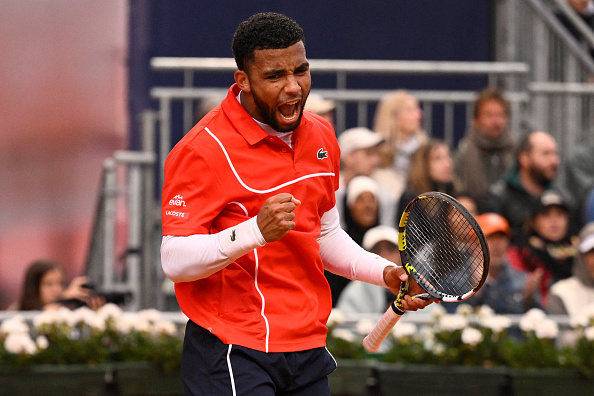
[530,133,557,152]
[249,41,308,71]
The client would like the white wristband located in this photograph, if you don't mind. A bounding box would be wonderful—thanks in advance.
[218,216,266,261]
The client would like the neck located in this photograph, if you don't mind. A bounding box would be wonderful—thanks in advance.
[519,169,545,196]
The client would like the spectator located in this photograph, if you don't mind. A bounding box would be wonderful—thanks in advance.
[193,92,226,125]
[454,87,516,205]
[336,127,396,228]
[304,92,336,125]
[11,260,103,311]
[397,139,459,221]
[586,187,594,223]
[548,222,594,317]
[508,190,579,308]
[453,191,480,217]
[373,90,427,176]
[336,226,400,313]
[327,176,382,306]
[482,131,560,243]
[555,0,594,50]
[468,213,540,314]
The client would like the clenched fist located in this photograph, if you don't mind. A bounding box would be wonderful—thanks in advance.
[257,193,301,242]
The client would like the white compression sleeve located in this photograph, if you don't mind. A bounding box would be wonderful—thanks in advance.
[318,206,396,287]
[161,216,266,283]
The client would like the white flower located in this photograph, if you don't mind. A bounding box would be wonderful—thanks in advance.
[438,314,468,331]
[137,309,161,324]
[327,309,344,327]
[534,318,558,340]
[331,329,356,343]
[33,308,75,329]
[430,304,447,321]
[152,321,177,336]
[36,336,49,350]
[391,322,418,339]
[476,305,495,321]
[456,304,473,317]
[355,318,375,336]
[519,308,547,332]
[72,306,97,326]
[0,315,29,335]
[480,315,512,334]
[4,333,37,355]
[461,327,483,346]
[116,312,150,333]
[584,326,594,342]
[432,342,446,355]
[96,303,123,321]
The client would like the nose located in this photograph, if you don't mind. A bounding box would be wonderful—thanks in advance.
[284,75,300,95]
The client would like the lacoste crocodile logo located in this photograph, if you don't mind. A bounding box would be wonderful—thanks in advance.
[231,230,236,242]
[317,148,328,160]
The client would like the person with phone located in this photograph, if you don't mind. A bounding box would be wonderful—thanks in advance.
[160,12,432,396]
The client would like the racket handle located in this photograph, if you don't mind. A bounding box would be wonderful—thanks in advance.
[363,303,404,353]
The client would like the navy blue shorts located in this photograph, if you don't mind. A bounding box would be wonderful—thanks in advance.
[181,320,337,396]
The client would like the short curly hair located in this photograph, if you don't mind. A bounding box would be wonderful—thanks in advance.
[232,12,305,71]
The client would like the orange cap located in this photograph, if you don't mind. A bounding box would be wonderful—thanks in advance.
[476,213,512,238]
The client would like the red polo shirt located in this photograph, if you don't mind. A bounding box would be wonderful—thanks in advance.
[162,84,341,352]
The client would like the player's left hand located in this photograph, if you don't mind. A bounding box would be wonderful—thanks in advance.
[383,265,435,311]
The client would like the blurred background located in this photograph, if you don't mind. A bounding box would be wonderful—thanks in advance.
[1,0,591,310]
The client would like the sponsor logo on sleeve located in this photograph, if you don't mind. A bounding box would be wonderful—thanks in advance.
[165,194,189,219]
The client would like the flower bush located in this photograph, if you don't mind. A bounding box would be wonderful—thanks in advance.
[0,304,183,372]
[326,304,594,375]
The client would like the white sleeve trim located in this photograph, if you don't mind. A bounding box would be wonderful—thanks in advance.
[161,217,266,283]
[318,206,396,287]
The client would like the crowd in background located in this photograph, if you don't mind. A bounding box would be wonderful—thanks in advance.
[308,85,594,319]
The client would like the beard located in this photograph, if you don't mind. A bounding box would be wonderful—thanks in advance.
[529,165,555,187]
[251,86,306,133]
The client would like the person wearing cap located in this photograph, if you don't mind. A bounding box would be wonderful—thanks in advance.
[304,92,336,125]
[507,189,579,308]
[469,213,541,314]
[326,175,382,306]
[336,225,400,313]
[548,222,594,317]
[336,127,397,229]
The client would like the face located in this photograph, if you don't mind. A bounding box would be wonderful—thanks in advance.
[350,191,379,228]
[39,268,64,306]
[532,206,569,242]
[428,144,453,184]
[395,97,422,138]
[344,146,381,176]
[487,232,510,269]
[456,196,479,217]
[523,133,560,185]
[567,0,590,14]
[473,100,508,140]
[371,241,401,263]
[235,41,311,132]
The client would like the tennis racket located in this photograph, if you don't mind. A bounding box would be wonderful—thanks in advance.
[363,191,489,353]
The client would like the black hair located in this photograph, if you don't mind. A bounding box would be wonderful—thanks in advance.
[232,12,305,71]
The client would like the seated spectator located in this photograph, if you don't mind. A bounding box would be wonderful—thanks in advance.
[481,131,561,244]
[508,190,579,308]
[548,222,594,317]
[373,90,427,177]
[468,213,540,314]
[336,225,400,313]
[12,259,104,311]
[453,191,480,217]
[336,127,396,228]
[454,87,516,205]
[397,139,459,221]
[326,175,381,306]
[304,92,336,125]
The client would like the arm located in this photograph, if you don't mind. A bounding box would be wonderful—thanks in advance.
[161,193,299,283]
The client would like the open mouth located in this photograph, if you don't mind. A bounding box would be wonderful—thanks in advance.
[278,100,300,123]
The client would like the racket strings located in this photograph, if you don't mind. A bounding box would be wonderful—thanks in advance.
[405,198,485,297]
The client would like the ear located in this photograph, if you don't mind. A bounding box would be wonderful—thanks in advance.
[234,70,251,92]
[518,151,529,168]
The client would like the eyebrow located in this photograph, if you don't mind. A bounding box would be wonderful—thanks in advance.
[263,62,310,76]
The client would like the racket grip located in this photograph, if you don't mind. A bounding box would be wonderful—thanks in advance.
[363,303,404,353]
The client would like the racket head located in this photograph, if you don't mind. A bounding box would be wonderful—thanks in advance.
[398,191,489,302]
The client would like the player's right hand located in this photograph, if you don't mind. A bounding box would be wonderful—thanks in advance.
[256,193,301,242]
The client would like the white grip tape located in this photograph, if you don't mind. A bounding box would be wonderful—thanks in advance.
[362,306,403,353]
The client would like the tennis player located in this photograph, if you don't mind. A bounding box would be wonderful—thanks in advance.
[161,12,432,395]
